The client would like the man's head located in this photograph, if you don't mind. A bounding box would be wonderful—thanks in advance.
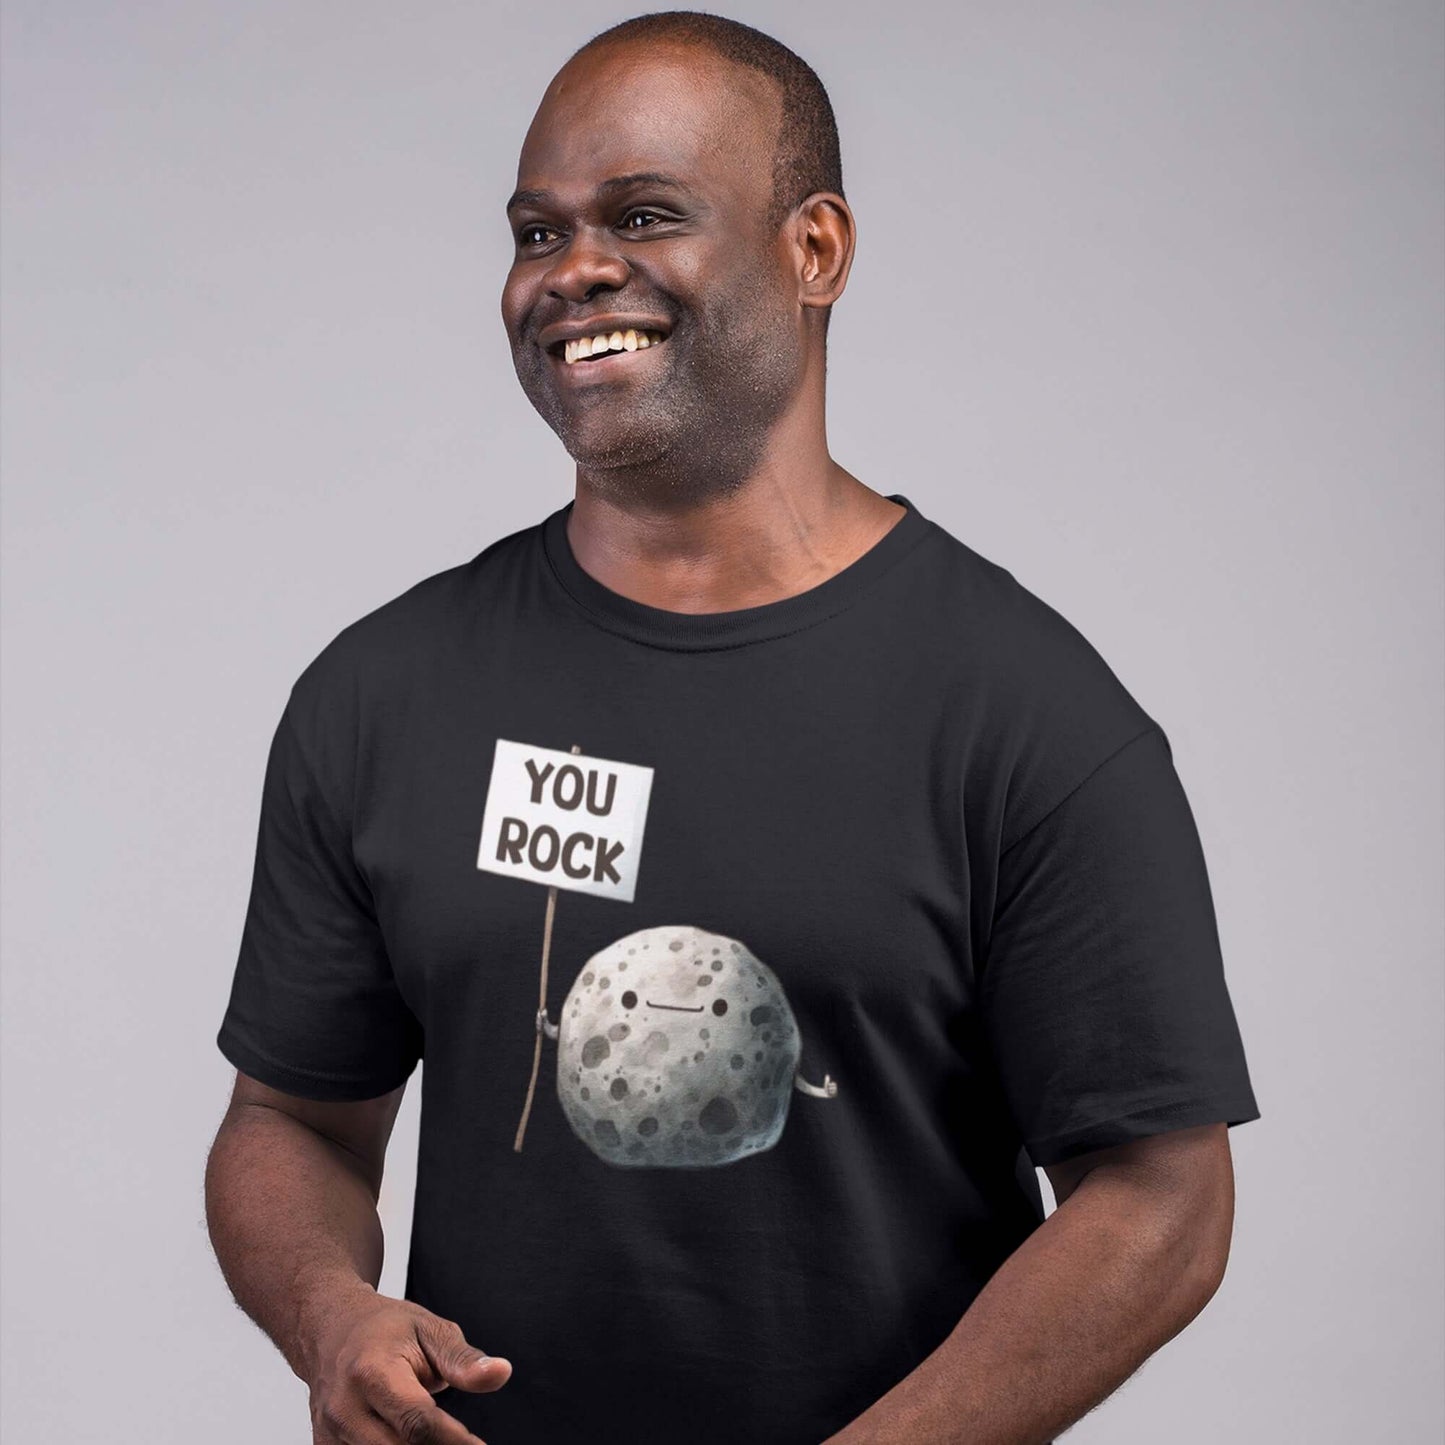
[501,12,853,502]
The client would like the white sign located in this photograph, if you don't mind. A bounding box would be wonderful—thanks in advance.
[477,739,654,903]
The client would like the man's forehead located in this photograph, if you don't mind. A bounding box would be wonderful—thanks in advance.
[512,43,778,205]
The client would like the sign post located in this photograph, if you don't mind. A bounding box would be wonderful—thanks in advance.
[476,738,655,1151]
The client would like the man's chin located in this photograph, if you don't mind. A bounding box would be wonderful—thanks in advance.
[552,415,677,474]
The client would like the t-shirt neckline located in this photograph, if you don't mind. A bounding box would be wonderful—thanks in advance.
[540,492,931,652]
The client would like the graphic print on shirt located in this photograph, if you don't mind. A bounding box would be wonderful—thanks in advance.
[477,738,840,1168]
[549,923,837,1168]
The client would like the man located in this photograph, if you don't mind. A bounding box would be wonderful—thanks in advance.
[206,12,1260,1445]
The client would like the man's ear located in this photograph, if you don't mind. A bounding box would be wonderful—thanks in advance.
[792,192,856,314]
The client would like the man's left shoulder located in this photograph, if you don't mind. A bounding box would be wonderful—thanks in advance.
[926,519,1156,738]
[919,517,1166,843]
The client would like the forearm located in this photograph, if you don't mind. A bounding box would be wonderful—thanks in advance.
[204,1103,384,1382]
[823,1168,1226,1445]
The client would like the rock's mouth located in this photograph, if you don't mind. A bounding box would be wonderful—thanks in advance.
[647,1001,703,1012]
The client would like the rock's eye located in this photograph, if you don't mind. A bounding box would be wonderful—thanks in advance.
[621,991,638,1009]
[711,998,728,1017]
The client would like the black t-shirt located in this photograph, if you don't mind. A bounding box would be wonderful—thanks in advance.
[217,492,1260,1444]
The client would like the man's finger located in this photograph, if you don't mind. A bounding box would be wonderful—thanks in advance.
[313,1393,417,1445]
[356,1356,490,1445]
[414,1315,513,1395]
[312,1401,403,1445]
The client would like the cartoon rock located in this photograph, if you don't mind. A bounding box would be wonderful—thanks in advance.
[538,924,838,1168]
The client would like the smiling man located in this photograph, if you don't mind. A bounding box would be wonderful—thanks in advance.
[206,12,1260,1445]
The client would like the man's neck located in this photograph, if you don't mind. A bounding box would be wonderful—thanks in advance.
[564,460,906,615]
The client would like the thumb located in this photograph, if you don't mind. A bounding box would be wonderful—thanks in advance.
[415,1314,513,1394]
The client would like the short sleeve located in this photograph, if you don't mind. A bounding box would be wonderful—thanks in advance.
[981,726,1260,1167]
[216,701,423,1101]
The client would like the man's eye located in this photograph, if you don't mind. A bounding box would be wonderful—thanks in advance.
[516,224,555,246]
[621,210,664,230]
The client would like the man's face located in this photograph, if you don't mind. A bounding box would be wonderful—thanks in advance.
[501,43,804,493]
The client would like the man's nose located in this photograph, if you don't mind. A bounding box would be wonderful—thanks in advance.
[544,226,630,303]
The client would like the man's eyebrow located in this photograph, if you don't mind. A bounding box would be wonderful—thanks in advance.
[505,172,695,214]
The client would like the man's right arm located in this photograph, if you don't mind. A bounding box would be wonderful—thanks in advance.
[204,1071,512,1444]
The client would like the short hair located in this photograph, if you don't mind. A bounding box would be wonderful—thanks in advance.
[572,11,845,237]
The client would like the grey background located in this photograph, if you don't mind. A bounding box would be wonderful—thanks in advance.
[3,1,1441,1439]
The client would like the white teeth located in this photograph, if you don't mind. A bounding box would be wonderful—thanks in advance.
[562,329,666,363]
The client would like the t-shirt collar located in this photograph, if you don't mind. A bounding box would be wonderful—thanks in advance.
[540,492,932,651]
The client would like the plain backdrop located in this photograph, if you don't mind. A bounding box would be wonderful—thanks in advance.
[3,2,1442,1440]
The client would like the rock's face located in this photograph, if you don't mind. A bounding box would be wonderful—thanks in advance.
[556,924,801,1168]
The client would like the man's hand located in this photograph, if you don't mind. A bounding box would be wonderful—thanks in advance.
[306,1282,512,1445]
[206,1074,511,1441]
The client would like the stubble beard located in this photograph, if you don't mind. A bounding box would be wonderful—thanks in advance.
[520,278,802,511]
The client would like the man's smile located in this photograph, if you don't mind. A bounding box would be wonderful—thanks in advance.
[538,315,673,386]
[560,328,667,365]
[549,334,670,386]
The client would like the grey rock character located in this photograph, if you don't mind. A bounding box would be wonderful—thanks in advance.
[537,924,838,1168]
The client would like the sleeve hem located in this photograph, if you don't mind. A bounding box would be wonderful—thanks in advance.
[217,1022,418,1103]
[1024,1091,1261,1169]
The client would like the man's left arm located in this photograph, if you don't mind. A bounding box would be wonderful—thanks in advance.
[821,1122,1236,1445]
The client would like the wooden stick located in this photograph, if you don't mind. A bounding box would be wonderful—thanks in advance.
[513,743,581,1153]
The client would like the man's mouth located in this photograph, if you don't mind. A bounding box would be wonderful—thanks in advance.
[553,328,669,366]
